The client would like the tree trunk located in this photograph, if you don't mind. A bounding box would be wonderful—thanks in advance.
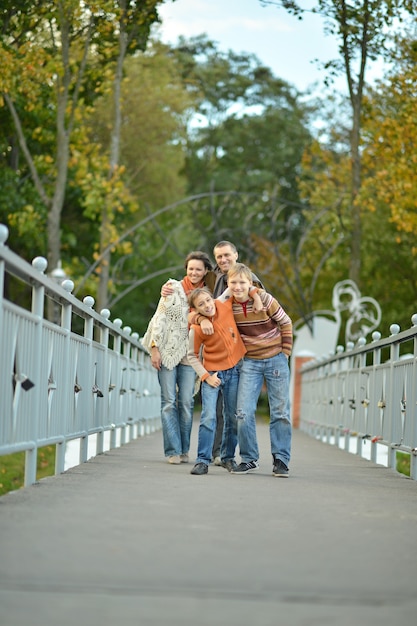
[97,8,128,313]
[349,98,362,287]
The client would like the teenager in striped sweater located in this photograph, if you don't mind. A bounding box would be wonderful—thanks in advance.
[225,263,293,477]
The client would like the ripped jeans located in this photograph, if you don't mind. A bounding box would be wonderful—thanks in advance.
[236,352,291,466]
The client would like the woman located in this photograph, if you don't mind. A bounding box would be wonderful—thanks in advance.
[141,251,213,464]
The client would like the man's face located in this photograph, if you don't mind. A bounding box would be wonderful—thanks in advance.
[214,245,238,274]
[193,292,216,317]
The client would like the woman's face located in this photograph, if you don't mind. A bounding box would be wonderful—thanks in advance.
[186,259,208,284]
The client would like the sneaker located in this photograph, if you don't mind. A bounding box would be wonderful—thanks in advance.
[221,459,238,472]
[190,462,208,475]
[273,458,289,477]
[180,454,189,464]
[168,455,181,465]
[213,456,222,466]
[231,460,259,474]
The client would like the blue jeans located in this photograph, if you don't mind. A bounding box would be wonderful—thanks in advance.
[195,365,240,465]
[236,353,291,465]
[158,363,196,457]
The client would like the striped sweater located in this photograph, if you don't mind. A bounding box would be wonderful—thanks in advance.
[232,289,293,359]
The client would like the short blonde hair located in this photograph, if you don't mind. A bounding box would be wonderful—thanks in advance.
[227,263,253,282]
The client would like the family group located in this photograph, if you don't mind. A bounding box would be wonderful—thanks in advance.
[141,241,292,478]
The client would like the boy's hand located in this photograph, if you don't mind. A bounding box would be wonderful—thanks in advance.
[252,292,263,313]
[161,281,174,297]
[206,372,221,388]
[201,318,214,335]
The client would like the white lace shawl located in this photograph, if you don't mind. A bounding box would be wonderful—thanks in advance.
[141,279,190,370]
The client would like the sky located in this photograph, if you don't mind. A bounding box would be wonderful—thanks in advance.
[153,0,343,94]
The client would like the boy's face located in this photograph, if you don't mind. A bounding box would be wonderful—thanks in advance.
[228,273,252,302]
[193,292,216,317]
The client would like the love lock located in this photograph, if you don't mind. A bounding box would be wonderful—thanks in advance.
[92,384,103,398]
[14,373,35,391]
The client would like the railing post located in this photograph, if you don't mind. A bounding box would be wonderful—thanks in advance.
[23,256,48,487]
[410,315,417,480]
[387,324,400,470]
[334,345,344,449]
[111,318,123,449]
[356,337,367,457]
[0,225,8,327]
[370,332,382,464]
[96,308,111,455]
[55,279,75,475]
[79,295,95,464]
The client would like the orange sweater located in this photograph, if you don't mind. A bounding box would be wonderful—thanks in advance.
[187,300,246,381]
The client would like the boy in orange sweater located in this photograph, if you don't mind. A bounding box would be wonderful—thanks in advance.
[187,287,261,475]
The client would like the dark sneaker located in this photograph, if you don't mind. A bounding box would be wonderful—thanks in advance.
[190,462,208,475]
[231,460,259,474]
[221,459,238,472]
[273,458,289,477]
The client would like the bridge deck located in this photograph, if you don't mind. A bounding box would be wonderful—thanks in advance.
[1,418,417,626]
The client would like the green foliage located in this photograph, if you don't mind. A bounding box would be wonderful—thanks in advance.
[1,4,416,339]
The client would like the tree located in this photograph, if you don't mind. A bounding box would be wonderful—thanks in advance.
[360,37,417,237]
[80,39,196,323]
[260,0,417,287]
[284,33,417,332]
[0,0,164,284]
[96,0,166,312]
[358,35,417,327]
[167,36,313,256]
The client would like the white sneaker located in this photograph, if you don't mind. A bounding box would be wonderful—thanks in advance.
[168,455,181,465]
[213,456,222,466]
[180,454,189,464]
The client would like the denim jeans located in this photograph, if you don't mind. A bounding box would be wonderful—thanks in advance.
[195,365,240,465]
[158,363,196,457]
[236,352,291,466]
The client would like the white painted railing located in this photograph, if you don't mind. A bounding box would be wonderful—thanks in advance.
[0,224,161,487]
[299,317,417,480]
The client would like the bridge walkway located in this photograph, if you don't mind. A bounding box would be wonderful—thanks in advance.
[1,418,417,626]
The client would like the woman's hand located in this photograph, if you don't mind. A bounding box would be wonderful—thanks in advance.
[151,346,162,370]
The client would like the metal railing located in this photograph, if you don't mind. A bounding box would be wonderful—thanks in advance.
[0,224,161,487]
[299,316,417,480]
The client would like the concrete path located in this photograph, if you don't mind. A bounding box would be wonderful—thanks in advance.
[1,417,417,626]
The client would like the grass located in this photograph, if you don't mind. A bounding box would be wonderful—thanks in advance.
[396,451,411,477]
[0,445,56,496]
